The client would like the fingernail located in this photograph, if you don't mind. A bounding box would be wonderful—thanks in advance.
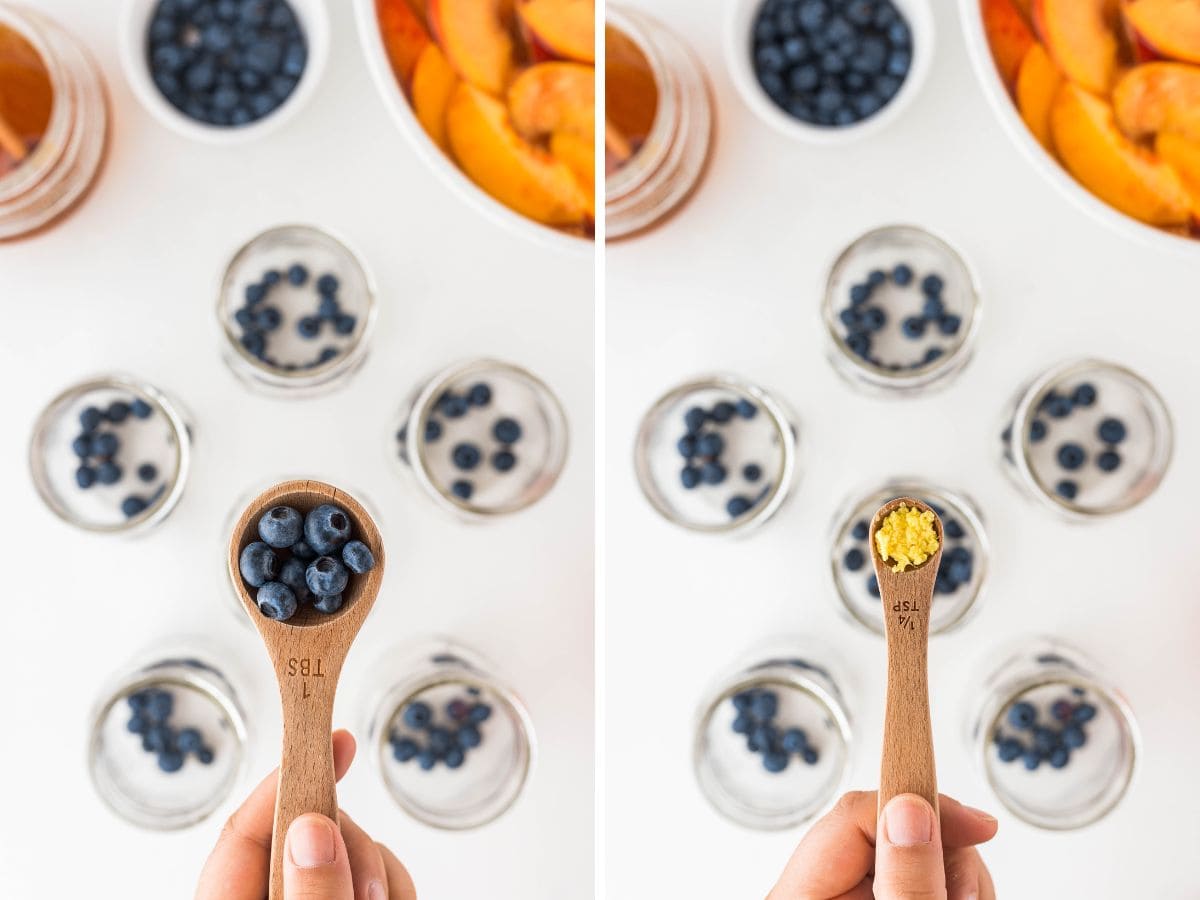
[367,879,386,900]
[883,795,934,846]
[288,814,336,868]
[963,804,997,824]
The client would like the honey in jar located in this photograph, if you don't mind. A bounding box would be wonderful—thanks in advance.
[0,21,52,179]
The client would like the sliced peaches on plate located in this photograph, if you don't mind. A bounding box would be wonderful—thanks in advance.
[412,43,459,152]
[518,0,595,64]
[1033,0,1120,94]
[377,0,430,88]
[1113,62,1200,143]
[983,0,1036,88]
[508,63,595,212]
[1123,0,1200,64]
[429,0,516,95]
[1051,81,1193,225]
[1016,42,1062,148]
[446,82,591,227]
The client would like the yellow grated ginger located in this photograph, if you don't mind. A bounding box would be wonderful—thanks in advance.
[874,504,939,573]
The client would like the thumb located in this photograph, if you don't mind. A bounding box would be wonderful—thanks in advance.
[283,813,354,899]
[874,794,947,900]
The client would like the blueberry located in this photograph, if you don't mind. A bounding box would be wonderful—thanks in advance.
[239,541,279,587]
[1049,747,1070,769]
[259,505,303,548]
[1042,392,1073,419]
[249,90,279,117]
[318,295,340,320]
[158,751,185,773]
[684,407,708,433]
[840,308,864,332]
[875,74,901,99]
[763,751,789,773]
[742,463,762,482]
[1098,418,1127,444]
[1029,419,1047,442]
[416,750,437,771]
[732,712,754,735]
[816,86,843,113]
[279,558,309,599]
[938,314,962,336]
[145,691,173,722]
[935,572,958,595]
[901,316,926,339]
[846,333,871,357]
[257,582,298,620]
[820,50,846,73]
[997,737,1023,763]
[235,307,256,330]
[317,346,339,364]
[801,746,819,765]
[75,466,96,489]
[342,540,375,575]
[428,727,453,755]
[291,540,317,562]
[127,713,149,734]
[466,382,492,407]
[1007,701,1036,730]
[313,593,343,614]
[1062,725,1086,748]
[245,37,283,74]
[851,519,869,540]
[736,399,757,419]
[751,690,778,720]
[403,701,432,730]
[96,460,123,485]
[1072,703,1097,724]
[781,728,808,753]
[297,316,320,339]
[755,43,786,73]
[254,306,282,331]
[392,738,419,762]
[423,419,442,443]
[732,691,754,712]
[79,406,103,432]
[468,703,492,724]
[121,496,148,518]
[241,331,266,357]
[677,434,697,457]
[456,724,480,753]
[444,747,465,769]
[748,723,777,753]
[493,417,522,444]
[304,504,352,554]
[1032,726,1058,754]
[711,401,736,423]
[184,58,216,92]
[700,461,727,485]
[451,480,473,500]
[492,449,517,472]
[849,284,872,308]
[727,495,752,518]
[287,263,308,285]
[177,728,203,754]
[452,442,482,470]
[282,41,306,77]
[306,557,349,597]
[886,48,911,76]
[1097,450,1121,472]
[862,306,887,331]
[1021,749,1041,771]
[798,0,826,31]
[71,434,92,458]
[944,519,965,540]
[695,432,724,457]
[680,466,701,489]
[1055,480,1079,501]
[311,272,337,296]
[334,314,356,335]
[92,432,120,458]
[1057,443,1087,471]
[843,547,865,571]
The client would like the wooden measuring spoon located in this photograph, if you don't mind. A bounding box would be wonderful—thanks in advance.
[869,496,943,819]
[227,479,385,899]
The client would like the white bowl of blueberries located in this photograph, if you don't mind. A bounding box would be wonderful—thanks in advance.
[119,0,329,144]
[726,0,935,145]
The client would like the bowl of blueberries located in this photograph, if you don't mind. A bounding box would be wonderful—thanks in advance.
[119,0,329,144]
[725,0,934,144]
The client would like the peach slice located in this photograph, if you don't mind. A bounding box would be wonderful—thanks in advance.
[1013,0,1034,21]
[1033,0,1120,94]
[428,0,515,96]
[446,82,590,226]
[508,62,595,143]
[518,0,595,65]
[1124,0,1200,64]
[1113,62,1200,143]
[403,0,427,29]
[377,0,430,89]
[550,131,595,216]
[411,42,458,152]
[1016,43,1062,149]
[1050,81,1192,225]
[1157,132,1200,193]
[982,0,1035,89]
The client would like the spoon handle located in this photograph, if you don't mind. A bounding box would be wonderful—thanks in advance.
[880,621,938,817]
[268,666,340,899]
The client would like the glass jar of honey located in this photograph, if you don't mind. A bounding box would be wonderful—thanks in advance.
[0,3,108,241]
[605,6,713,241]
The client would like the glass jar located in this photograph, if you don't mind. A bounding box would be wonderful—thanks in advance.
[87,640,250,830]
[217,224,377,397]
[830,479,989,636]
[358,640,535,830]
[0,3,108,241]
[634,373,799,534]
[605,6,713,240]
[822,224,981,395]
[28,373,193,535]
[693,639,853,830]
[999,358,1173,519]
[392,358,569,519]
[965,638,1138,830]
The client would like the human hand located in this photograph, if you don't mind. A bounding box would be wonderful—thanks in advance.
[195,729,417,900]
[768,791,997,900]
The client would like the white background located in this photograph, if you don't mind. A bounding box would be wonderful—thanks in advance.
[0,1,594,896]
[605,1,1200,898]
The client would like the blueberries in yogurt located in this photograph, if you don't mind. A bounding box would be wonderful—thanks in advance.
[70,396,165,518]
[751,0,913,127]
[731,688,820,772]
[994,690,1097,771]
[389,694,492,771]
[126,688,216,773]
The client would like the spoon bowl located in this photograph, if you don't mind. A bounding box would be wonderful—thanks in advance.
[226,478,385,899]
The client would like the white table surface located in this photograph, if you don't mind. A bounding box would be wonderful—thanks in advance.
[604,1,1200,897]
[0,1,594,896]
